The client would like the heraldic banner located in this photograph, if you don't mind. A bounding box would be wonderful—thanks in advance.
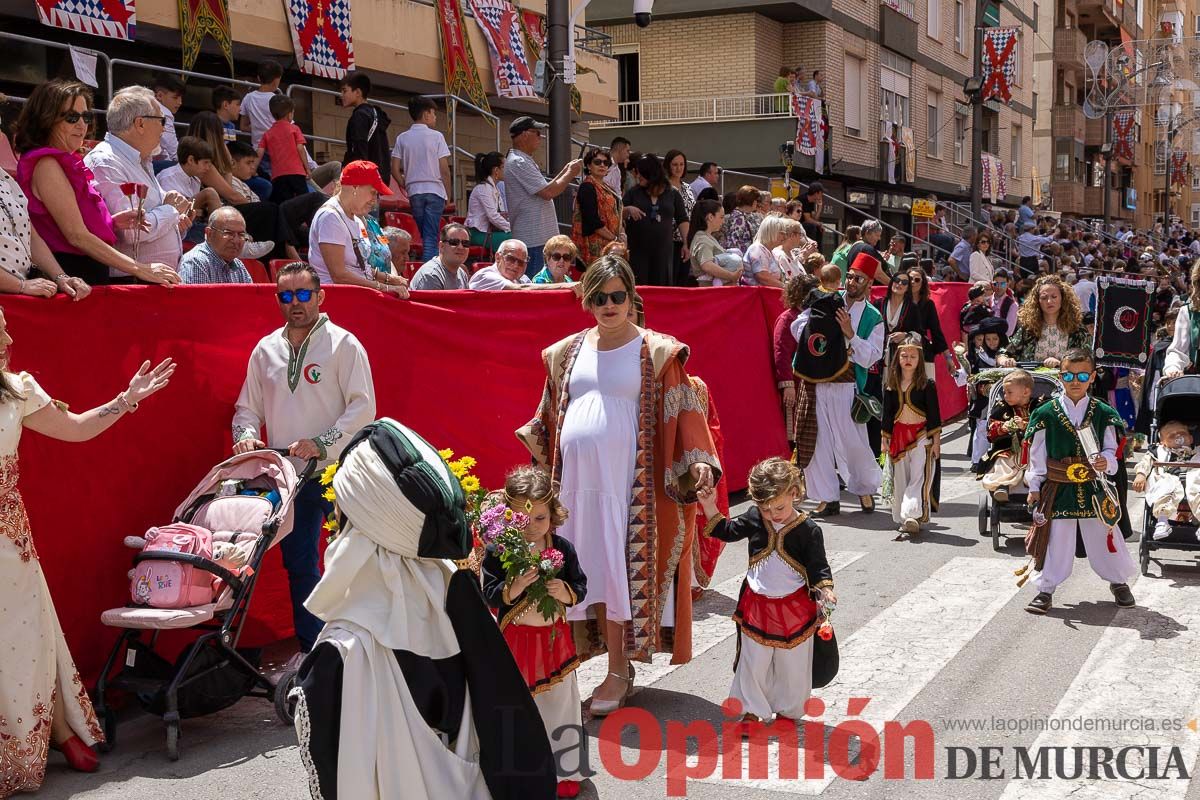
[1093,276,1154,370]
[1172,150,1189,187]
[980,26,1019,104]
[37,0,135,40]
[1112,111,1135,162]
[469,0,537,99]
[283,0,354,80]
[435,0,491,115]
[179,0,233,73]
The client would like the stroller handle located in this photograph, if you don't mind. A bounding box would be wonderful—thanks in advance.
[268,448,320,483]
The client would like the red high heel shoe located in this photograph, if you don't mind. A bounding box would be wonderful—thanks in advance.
[556,779,581,798]
[52,736,100,773]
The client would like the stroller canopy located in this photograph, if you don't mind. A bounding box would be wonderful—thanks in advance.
[1155,376,1200,428]
[173,450,302,541]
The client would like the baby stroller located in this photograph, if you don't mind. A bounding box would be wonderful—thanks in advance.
[92,449,315,761]
[1139,375,1200,575]
[975,367,1064,552]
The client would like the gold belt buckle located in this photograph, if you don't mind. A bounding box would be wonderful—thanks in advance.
[1065,463,1091,484]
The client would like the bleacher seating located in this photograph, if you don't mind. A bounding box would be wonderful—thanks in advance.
[242,259,270,284]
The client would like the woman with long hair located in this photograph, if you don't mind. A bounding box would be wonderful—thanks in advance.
[465,151,511,253]
[830,225,861,277]
[572,149,623,268]
[999,274,1088,367]
[687,199,741,286]
[621,154,687,285]
[663,149,695,285]
[969,232,995,283]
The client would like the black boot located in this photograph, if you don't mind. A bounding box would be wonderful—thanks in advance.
[1025,592,1052,615]
[1110,583,1135,608]
[814,501,840,517]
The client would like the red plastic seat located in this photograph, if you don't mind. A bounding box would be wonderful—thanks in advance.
[470,262,492,275]
[242,259,270,284]
[268,259,295,281]
[378,180,411,213]
[403,261,423,280]
[384,212,422,255]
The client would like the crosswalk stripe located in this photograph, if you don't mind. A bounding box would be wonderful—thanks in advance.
[575,550,868,701]
[693,555,1023,794]
[996,575,1200,799]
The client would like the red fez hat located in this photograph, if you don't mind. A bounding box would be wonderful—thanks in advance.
[849,250,880,282]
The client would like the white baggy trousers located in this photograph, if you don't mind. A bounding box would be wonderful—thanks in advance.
[806,382,882,503]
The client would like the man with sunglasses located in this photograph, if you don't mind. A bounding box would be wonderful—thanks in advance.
[232,262,376,665]
[410,222,472,290]
[504,116,582,278]
[1023,348,1135,615]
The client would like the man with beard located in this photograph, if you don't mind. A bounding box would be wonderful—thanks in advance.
[791,251,884,515]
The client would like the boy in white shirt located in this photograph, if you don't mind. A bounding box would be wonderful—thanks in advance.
[157,136,222,220]
[239,60,283,150]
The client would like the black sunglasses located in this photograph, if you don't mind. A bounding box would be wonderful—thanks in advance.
[589,290,629,307]
[894,278,911,286]
[442,237,470,248]
[61,110,94,125]
[277,288,315,304]
[592,159,612,167]
[546,252,572,262]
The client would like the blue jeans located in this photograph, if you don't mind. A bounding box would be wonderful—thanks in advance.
[280,478,331,652]
[525,246,545,278]
[410,193,446,262]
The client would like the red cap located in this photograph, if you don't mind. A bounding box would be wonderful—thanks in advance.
[340,160,393,195]
[849,250,879,283]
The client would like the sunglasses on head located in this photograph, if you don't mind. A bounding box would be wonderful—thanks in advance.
[277,288,315,304]
[1059,371,1092,383]
[61,110,94,125]
[589,290,629,307]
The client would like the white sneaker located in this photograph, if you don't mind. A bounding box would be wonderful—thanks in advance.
[240,240,275,260]
[1153,519,1172,541]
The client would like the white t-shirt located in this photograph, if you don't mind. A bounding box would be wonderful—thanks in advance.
[308,197,372,284]
[0,168,32,279]
[391,124,451,199]
[241,90,276,149]
[1074,278,1098,314]
[157,164,201,199]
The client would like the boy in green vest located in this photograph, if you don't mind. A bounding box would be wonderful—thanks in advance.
[1024,348,1136,614]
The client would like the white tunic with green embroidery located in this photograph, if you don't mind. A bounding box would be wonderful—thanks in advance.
[233,314,376,467]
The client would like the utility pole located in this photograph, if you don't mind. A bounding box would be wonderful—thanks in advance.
[1102,107,1112,230]
[969,0,987,222]
[1163,125,1173,233]
[547,0,572,220]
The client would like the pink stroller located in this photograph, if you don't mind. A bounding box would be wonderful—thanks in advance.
[92,449,315,761]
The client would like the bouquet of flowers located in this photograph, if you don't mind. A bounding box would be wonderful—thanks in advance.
[479,502,566,622]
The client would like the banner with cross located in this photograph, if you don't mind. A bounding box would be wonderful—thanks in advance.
[1112,111,1135,162]
[469,0,537,100]
[283,0,355,80]
[793,94,820,156]
[36,0,136,40]
[1172,150,1189,186]
[980,27,1020,105]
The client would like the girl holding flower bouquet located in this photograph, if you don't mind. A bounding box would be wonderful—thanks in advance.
[481,466,588,799]
[696,458,837,727]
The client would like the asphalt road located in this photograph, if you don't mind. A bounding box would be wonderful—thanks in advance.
[41,421,1200,799]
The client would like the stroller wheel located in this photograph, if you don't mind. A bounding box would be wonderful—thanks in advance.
[274,669,299,726]
[977,494,990,536]
[165,720,179,762]
[990,499,1002,552]
[97,710,117,753]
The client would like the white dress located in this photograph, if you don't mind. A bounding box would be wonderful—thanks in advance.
[557,337,641,623]
[1,373,103,798]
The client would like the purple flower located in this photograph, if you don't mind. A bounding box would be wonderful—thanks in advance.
[479,505,505,529]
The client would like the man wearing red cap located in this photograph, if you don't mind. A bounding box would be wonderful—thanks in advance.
[791,250,884,516]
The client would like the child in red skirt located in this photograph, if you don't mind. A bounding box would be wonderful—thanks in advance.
[882,333,942,538]
[697,457,835,726]
[481,466,588,799]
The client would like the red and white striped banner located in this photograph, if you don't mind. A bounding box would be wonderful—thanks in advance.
[36,0,136,40]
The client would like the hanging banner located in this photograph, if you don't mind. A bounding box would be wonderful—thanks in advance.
[435,0,492,116]
[980,27,1020,104]
[283,0,355,80]
[469,0,537,99]
[36,0,136,40]
[179,0,233,74]
[981,152,1007,203]
[1112,111,1135,162]
[1093,276,1154,369]
[518,7,584,113]
[1172,150,1189,186]
[793,94,820,156]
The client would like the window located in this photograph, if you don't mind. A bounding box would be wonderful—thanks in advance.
[927,0,940,40]
[615,48,640,123]
[1054,138,1073,182]
[954,107,968,165]
[927,91,941,158]
[1192,204,1200,228]
[955,0,966,53]
[844,55,864,136]
[1192,170,1200,191]
[1011,123,1021,178]
[881,51,913,129]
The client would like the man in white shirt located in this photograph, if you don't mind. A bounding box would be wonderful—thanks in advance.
[1073,269,1098,315]
[152,75,184,164]
[232,262,376,658]
[85,86,191,272]
[690,162,720,199]
[390,96,451,262]
[468,239,535,290]
[603,136,631,195]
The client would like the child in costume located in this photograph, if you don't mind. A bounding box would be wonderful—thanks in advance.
[791,266,849,384]
[977,369,1042,502]
[1023,348,1137,615]
[697,458,835,725]
[881,333,941,537]
[1132,420,1200,541]
[481,466,588,799]
[963,316,1006,463]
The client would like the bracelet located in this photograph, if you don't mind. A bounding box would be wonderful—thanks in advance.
[117,392,139,413]
[16,279,24,294]
[53,274,70,285]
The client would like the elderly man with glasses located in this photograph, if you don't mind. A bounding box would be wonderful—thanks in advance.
[84,85,192,270]
[178,207,253,284]
[469,239,535,290]
[504,116,582,278]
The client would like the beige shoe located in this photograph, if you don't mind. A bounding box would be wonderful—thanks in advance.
[590,664,635,717]
[993,488,1009,504]
[901,518,920,535]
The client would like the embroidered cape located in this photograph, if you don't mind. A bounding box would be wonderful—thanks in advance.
[1027,396,1125,519]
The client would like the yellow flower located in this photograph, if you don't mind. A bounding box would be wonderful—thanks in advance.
[458,456,477,470]
[322,487,336,503]
[438,448,454,461]
[449,461,468,478]
[319,463,338,486]
[461,475,480,493]
[504,508,514,521]
[322,517,340,533]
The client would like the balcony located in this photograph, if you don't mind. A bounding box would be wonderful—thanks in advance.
[594,93,794,127]
[1084,185,1121,213]
[588,0,832,24]
[1054,27,1086,72]
[1085,114,1107,146]
[880,0,919,61]
[1051,181,1085,214]
[1076,0,1122,30]
[1052,103,1086,142]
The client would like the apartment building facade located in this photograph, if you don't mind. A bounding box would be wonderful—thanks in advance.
[589,0,1037,237]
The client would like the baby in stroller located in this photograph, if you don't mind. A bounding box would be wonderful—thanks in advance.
[1132,419,1200,541]
[977,370,1043,503]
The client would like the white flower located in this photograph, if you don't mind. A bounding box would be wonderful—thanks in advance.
[539,559,553,572]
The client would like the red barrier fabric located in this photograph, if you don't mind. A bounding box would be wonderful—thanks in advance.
[1,282,966,682]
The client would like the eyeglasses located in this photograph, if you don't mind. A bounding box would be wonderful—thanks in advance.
[277,288,315,304]
[139,115,168,126]
[546,252,572,262]
[589,290,629,307]
[1059,371,1093,383]
[894,278,910,286]
[442,237,470,248]
[211,227,248,240]
[502,253,528,266]
[60,110,94,125]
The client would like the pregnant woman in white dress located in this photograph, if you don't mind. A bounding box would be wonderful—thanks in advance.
[518,256,721,714]
[0,306,173,798]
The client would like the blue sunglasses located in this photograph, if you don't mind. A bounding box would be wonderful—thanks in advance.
[277,288,315,304]
[1060,371,1092,383]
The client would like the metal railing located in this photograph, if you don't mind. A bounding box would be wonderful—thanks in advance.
[883,0,917,19]
[0,31,111,99]
[574,26,614,57]
[106,59,256,102]
[592,93,795,128]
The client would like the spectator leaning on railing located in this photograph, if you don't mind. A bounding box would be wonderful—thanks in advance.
[0,164,91,300]
[409,222,471,290]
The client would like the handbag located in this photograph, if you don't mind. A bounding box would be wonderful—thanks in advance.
[851,391,883,424]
